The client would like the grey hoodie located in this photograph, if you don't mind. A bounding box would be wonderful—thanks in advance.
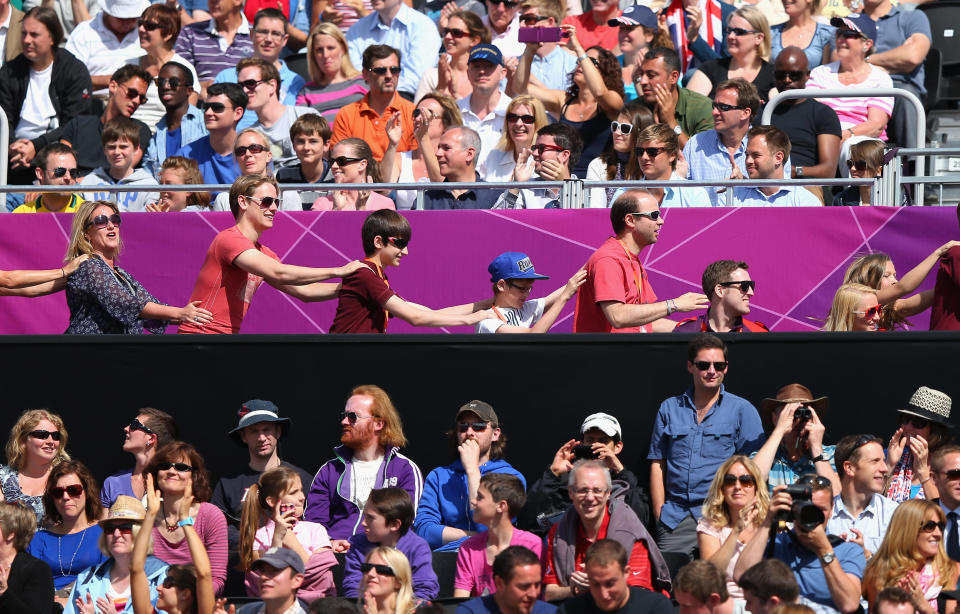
[79,167,160,212]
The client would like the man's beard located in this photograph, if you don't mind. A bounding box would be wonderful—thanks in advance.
[341,421,375,447]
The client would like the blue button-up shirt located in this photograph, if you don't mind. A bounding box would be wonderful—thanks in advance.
[145,105,208,175]
[733,184,821,207]
[531,46,578,92]
[757,444,837,491]
[346,4,442,95]
[647,385,765,528]
[826,493,899,555]
[683,129,748,206]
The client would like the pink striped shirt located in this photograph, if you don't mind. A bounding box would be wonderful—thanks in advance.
[151,502,229,595]
[807,61,894,140]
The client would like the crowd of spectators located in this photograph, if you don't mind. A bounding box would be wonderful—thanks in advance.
[0,350,958,614]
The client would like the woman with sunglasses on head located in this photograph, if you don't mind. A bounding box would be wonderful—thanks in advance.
[697,456,769,604]
[28,461,106,605]
[313,139,396,211]
[883,388,954,504]
[382,92,463,209]
[146,442,227,596]
[687,6,776,103]
[64,495,168,614]
[0,501,55,614]
[0,409,70,525]
[63,200,213,335]
[514,25,625,178]
[478,95,549,184]
[863,499,959,614]
[213,129,301,212]
[298,23,368,125]
[823,282,882,331]
[360,547,426,614]
[415,12,489,103]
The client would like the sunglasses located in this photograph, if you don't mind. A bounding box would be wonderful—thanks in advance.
[28,429,62,440]
[635,146,665,158]
[387,236,409,250]
[846,159,871,171]
[611,121,633,135]
[718,280,756,293]
[235,144,269,156]
[46,166,78,178]
[155,77,185,89]
[128,418,155,435]
[156,462,193,472]
[332,156,364,167]
[162,578,178,588]
[202,101,231,113]
[837,30,864,41]
[627,210,661,221]
[489,0,519,6]
[138,18,162,30]
[442,27,470,38]
[340,411,375,425]
[52,484,84,498]
[713,101,746,112]
[360,563,395,576]
[519,14,549,24]
[796,474,833,489]
[85,213,122,229]
[941,469,960,481]
[124,88,148,104]
[105,522,135,534]
[693,360,728,371]
[722,474,756,487]
[239,79,265,90]
[507,112,536,124]
[531,143,566,155]
[774,70,806,82]
[921,520,946,533]
[901,415,931,429]
[852,304,883,319]
[244,195,279,209]
[370,66,401,75]
[458,421,489,432]
[729,27,758,36]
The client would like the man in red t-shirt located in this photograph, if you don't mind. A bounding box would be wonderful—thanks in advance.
[573,190,708,333]
[543,461,670,600]
[561,0,621,52]
[179,174,364,334]
[330,209,496,333]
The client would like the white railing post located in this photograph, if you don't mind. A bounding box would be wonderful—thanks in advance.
[0,106,8,186]
[561,178,584,209]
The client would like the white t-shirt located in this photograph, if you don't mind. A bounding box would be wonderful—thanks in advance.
[351,457,383,511]
[476,298,545,334]
[15,64,58,140]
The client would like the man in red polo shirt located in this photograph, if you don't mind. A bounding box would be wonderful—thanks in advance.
[573,190,708,333]
[330,44,416,161]
[561,0,620,51]
[542,460,671,600]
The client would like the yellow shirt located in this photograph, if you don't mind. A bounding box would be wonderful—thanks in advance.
[13,193,84,213]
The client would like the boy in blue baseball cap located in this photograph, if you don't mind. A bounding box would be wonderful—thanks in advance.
[476,251,586,333]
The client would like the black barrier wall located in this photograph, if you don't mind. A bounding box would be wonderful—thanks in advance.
[2,333,958,488]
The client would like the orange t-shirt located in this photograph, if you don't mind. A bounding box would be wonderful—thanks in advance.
[330,93,417,161]
[573,236,658,333]
[178,226,279,334]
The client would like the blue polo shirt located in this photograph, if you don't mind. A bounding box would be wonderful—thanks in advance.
[647,385,765,529]
[874,6,930,95]
[422,173,500,210]
[772,532,865,612]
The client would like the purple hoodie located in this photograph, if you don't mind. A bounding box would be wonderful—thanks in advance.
[304,445,424,539]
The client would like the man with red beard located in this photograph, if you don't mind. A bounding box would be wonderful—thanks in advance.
[305,385,423,551]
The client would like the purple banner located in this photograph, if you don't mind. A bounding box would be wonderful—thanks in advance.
[0,208,953,334]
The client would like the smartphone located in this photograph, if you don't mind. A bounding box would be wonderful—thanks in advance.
[518,27,564,43]
[279,503,295,514]
[572,444,597,460]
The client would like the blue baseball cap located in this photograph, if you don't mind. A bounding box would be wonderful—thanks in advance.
[488,252,550,283]
[608,5,657,29]
[830,14,877,41]
[468,44,504,66]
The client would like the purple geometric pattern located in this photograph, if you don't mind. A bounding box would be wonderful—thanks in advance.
[0,208,953,334]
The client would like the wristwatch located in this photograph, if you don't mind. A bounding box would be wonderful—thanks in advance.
[811,454,825,463]
[820,552,836,565]
[795,166,804,178]
[672,125,683,136]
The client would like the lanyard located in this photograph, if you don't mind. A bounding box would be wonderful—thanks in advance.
[365,258,390,332]
[492,306,508,322]
[617,239,643,299]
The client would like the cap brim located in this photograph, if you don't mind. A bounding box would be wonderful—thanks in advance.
[228,416,292,444]
[896,407,952,427]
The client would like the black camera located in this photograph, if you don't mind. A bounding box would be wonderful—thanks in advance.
[794,406,812,421]
[778,484,825,532]
[572,444,598,461]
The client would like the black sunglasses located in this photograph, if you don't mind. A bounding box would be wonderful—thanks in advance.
[202,101,231,113]
[922,520,946,533]
[941,469,960,480]
[519,14,549,24]
[442,27,470,38]
[235,144,269,156]
[104,522,134,534]
[713,101,746,112]
[156,462,193,472]
[129,418,155,435]
[124,88,148,104]
[718,280,756,293]
[628,210,661,221]
[729,27,758,36]
[84,214,122,229]
[837,30,864,41]
[489,0,519,7]
[846,159,870,171]
[723,474,756,487]
[693,360,728,371]
[508,113,536,124]
[340,411,374,425]
[387,236,409,250]
[457,421,489,432]
[635,146,666,158]
[796,474,833,489]
[360,563,395,576]
[332,156,364,167]
[774,70,806,82]
[28,429,62,441]
[138,18,162,30]
[156,77,185,89]
[52,484,84,498]
[901,415,931,429]
[239,79,265,90]
[370,66,401,75]
[44,166,78,179]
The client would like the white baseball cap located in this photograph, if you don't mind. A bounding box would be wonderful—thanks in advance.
[101,0,150,19]
[580,413,621,438]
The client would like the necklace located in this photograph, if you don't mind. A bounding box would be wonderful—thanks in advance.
[58,526,87,577]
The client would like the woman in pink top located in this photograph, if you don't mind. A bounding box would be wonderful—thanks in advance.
[696,455,769,601]
[146,442,228,595]
[313,139,396,211]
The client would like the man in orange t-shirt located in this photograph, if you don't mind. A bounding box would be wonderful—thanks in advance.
[573,190,708,333]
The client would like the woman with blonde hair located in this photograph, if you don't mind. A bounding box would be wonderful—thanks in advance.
[0,409,70,524]
[212,130,301,211]
[480,95,550,184]
[688,6,776,102]
[297,23,367,123]
[824,283,882,331]
[238,466,336,601]
[313,138,395,211]
[147,157,212,212]
[697,455,769,600]
[770,0,834,68]
[360,547,424,614]
[863,499,959,614]
[63,200,212,334]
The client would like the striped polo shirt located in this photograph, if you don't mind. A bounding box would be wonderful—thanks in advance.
[174,17,254,82]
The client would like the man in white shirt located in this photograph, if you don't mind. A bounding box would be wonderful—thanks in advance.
[458,44,511,174]
[65,0,148,93]
[733,126,820,207]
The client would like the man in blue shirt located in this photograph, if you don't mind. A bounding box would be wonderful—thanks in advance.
[146,61,208,174]
[173,82,246,187]
[735,475,866,614]
[733,126,819,207]
[516,0,577,92]
[456,546,556,614]
[647,333,764,560]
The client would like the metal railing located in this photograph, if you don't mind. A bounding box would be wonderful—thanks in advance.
[881,147,960,205]
[0,110,8,186]
[761,87,926,203]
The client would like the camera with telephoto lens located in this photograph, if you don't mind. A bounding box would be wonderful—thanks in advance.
[777,484,825,532]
